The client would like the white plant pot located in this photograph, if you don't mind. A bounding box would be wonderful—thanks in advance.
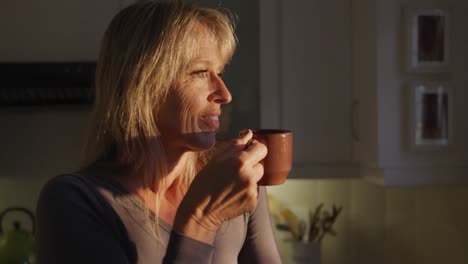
[288,241,320,264]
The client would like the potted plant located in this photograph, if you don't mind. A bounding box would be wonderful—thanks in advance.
[269,197,342,264]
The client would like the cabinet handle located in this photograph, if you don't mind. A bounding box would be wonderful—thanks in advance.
[351,100,360,142]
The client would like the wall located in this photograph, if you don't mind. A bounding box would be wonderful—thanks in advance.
[384,186,468,264]
[375,0,468,168]
[268,178,468,264]
[0,0,116,212]
[266,0,468,263]
[0,0,119,61]
[0,109,90,212]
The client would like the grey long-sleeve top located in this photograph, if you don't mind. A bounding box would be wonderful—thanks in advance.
[36,171,282,264]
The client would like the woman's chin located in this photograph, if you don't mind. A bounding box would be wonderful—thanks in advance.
[185,131,216,151]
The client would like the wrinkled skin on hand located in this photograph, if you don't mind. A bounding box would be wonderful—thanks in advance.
[174,130,267,244]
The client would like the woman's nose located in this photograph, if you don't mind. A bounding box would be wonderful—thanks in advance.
[208,74,232,104]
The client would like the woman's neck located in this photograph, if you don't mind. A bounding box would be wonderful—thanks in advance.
[95,145,195,224]
[138,152,192,224]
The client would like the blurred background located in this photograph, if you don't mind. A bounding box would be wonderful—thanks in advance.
[1,0,467,263]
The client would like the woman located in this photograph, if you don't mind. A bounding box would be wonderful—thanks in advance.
[36,1,281,263]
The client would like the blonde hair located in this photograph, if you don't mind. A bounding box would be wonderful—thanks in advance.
[82,0,237,236]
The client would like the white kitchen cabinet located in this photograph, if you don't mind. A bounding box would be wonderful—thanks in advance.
[260,0,359,179]
[0,0,120,61]
[351,0,468,186]
[260,0,468,184]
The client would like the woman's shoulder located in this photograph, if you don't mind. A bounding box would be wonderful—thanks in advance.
[36,172,129,237]
[37,167,133,216]
[39,173,97,199]
[43,173,89,187]
[39,163,126,200]
[36,173,137,264]
[36,172,113,218]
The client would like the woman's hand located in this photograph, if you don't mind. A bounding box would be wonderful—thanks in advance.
[173,129,267,244]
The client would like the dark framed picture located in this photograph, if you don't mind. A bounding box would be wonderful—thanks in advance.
[409,81,452,149]
[406,8,450,72]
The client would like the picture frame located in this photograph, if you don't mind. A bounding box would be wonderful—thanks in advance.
[408,81,452,150]
[405,8,450,72]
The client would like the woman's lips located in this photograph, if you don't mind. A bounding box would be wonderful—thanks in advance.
[200,115,220,130]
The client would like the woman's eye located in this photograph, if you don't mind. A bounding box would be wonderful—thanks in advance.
[192,70,209,77]
[217,72,224,78]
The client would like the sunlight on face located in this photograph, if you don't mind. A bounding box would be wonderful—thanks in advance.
[157,28,232,153]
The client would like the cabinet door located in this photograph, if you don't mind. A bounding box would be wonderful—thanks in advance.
[0,0,119,61]
[350,0,468,186]
[261,0,355,178]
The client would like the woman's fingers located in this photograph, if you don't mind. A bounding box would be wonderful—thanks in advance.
[189,128,264,204]
[175,131,267,240]
[235,129,253,148]
[216,130,253,161]
[251,162,264,184]
[239,139,268,168]
[238,129,250,137]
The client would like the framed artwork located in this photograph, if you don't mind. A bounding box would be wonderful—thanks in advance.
[408,81,452,150]
[406,8,450,72]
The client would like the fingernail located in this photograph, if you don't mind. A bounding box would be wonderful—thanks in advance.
[239,129,250,137]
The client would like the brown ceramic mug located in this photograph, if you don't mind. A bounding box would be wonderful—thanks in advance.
[253,129,293,186]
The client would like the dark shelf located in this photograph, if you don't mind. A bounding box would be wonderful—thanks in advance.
[0,62,96,106]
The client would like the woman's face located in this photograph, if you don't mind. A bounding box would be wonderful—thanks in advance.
[158,32,232,153]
